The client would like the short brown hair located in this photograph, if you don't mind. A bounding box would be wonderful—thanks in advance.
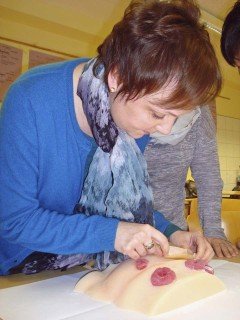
[94,0,221,110]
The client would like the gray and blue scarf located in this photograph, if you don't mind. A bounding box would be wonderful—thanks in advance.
[29,59,155,273]
[74,59,154,269]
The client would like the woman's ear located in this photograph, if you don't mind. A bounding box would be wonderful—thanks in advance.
[107,69,119,93]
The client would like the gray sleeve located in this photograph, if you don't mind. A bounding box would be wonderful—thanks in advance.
[190,106,225,239]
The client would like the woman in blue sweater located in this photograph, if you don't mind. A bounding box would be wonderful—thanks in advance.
[0,0,221,275]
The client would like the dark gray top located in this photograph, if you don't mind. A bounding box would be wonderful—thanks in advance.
[145,106,225,239]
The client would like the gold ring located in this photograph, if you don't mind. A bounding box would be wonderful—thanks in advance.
[144,241,155,250]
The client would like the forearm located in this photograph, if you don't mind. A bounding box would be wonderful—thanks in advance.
[191,150,225,238]
[1,206,120,254]
[154,211,182,238]
[192,174,225,238]
[191,107,225,238]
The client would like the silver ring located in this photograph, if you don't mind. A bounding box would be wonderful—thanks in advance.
[144,241,155,250]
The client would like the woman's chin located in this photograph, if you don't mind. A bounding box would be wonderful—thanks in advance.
[127,131,147,139]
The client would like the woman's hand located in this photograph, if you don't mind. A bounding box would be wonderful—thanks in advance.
[114,221,169,260]
[237,240,240,250]
[169,230,214,262]
[206,237,239,258]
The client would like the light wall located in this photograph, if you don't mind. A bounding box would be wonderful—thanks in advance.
[0,0,239,117]
[217,115,240,190]
[0,0,130,57]
[205,25,240,119]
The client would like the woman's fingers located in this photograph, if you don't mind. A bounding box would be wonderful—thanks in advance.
[151,228,169,256]
[169,230,215,263]
[201,241,214,262]
[127,249,140,260]
[192,236,205,260]
[207,237,239,258]
[152,242,165,256]
[114,221,169,259]
[192,234,214,262]
[135,242,148,257]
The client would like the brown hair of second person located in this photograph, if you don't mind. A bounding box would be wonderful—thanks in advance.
[94,0,222,110]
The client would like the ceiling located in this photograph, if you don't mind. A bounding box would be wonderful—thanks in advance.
[39,0,236,22]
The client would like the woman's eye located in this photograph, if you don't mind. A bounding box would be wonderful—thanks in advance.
[152,112,164,120]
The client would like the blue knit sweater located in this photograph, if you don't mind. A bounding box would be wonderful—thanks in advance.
[0,59,179,275]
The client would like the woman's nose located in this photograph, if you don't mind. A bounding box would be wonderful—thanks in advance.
[155,116,176,135]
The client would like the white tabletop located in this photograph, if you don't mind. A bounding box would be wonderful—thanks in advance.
[0,259,240,320]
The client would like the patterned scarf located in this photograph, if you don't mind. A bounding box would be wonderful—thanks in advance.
[75,58,154,270]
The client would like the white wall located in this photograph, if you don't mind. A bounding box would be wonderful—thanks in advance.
[217,115,240,190]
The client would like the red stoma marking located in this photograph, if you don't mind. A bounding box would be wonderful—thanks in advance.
[135,258,149,270]
[151,267,176,286]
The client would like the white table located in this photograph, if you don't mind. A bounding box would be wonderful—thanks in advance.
[1,259,240,320]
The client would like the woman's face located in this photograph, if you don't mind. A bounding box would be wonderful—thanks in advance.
[110,90,192,139]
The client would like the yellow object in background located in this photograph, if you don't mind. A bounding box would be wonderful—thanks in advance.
[187,198,240,245]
